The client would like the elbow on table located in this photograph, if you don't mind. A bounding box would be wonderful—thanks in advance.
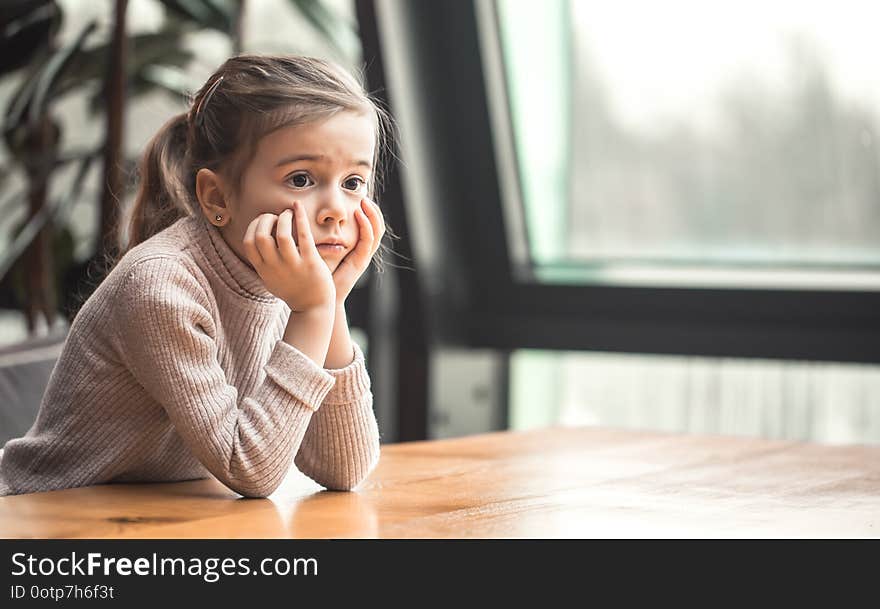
[237,486,275,499]
[228,474,285,499]
[295,452,379,492]
[316,479,358,492]
[321,472,368,492]
[309,466,372,492]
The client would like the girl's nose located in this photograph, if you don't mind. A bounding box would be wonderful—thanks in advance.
[317,189,347,227]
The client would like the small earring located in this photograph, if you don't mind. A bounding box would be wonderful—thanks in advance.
[215,214,223,223]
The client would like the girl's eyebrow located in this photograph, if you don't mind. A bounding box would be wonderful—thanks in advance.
[275,154,372,169]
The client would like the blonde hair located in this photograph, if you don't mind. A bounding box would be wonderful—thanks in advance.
[113,54,398,272]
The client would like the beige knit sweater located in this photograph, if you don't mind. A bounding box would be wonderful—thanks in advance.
[0,213,380,497]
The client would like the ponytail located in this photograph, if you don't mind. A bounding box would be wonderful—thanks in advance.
[67,112,194,322]
[121,112,193,256]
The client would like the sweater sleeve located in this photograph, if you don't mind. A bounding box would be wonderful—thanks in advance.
[112,256,336,498]
[294,340,381,490]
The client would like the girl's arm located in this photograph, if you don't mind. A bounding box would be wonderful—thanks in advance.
[293,302,381,491]
[113,256,337,498]
[324,301,356,370]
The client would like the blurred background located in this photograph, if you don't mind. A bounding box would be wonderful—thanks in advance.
[1,0,878,447]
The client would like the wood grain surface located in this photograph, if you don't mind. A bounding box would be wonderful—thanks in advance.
[1,426,878,538]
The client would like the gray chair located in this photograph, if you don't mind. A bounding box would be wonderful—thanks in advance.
[0,326,68,445]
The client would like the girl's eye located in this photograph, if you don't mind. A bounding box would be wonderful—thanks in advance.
[343,176,365,191]
[287,173,313,188]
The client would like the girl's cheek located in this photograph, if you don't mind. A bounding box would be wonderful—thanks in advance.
[284,192,316,210]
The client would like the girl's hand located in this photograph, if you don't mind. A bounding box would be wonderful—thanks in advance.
[333,197,386,304]
[242,201,336,312]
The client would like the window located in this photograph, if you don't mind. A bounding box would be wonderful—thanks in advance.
[492,0,880,290]
[510,349,880,444]
[485,0,880,443]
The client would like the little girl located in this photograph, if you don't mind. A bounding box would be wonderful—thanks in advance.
[0,55,393,498]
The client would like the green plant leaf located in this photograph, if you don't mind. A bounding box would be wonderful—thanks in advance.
[0,0,62,75]
[83,37,196,116]
[3,50,47,149]
[53,26,194,99]
[137,64,193,98]
[155,0,235,33]
[27,19,97,127]
[0,146,98,283]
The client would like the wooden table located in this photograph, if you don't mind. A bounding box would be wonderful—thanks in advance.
[1,426,878,538]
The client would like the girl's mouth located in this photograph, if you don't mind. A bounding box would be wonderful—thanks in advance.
[317,244,346,255]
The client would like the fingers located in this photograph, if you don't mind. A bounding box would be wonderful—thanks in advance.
[275,207,298,264]
[242,215,262,266]
[352,203,375,260]
[254,213,280,267]
[293,201,319,259]
[359,198,385,255]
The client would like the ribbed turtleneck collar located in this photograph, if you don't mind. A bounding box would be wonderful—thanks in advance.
[189,213,278,304]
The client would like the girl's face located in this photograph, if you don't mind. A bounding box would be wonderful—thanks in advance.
[207,110,376,274]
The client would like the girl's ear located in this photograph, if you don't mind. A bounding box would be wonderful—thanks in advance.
[195,168,231,219]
